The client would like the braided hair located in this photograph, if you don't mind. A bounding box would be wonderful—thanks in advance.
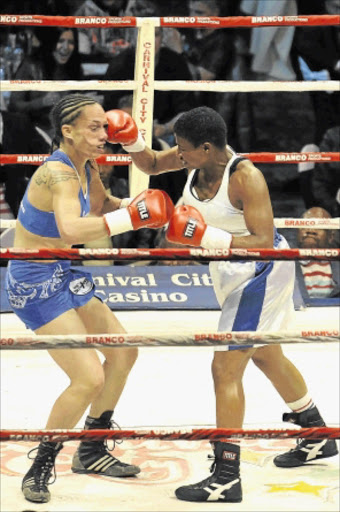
[50,94,100,152]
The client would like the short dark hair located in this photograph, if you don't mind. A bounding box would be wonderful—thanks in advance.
[174,107,227,149]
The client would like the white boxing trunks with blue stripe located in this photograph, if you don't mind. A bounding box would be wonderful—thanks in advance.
[210,232,295,350]
[5,260,98,330]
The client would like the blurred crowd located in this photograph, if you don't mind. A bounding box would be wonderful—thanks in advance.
[0,0,339,297]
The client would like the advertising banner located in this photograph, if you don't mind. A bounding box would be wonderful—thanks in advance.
[0,265,218,312]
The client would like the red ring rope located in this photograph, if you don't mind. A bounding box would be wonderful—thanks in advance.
[1,248,339,261]
[1,152,339,165]
[0,14,339,29]
[1,427,339,443]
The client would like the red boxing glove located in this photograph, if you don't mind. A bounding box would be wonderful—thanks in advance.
[167,205,207,246]
[167,205,233,248]
[128,189,174,230]
[103,189,174,236]
[106,109,138,145]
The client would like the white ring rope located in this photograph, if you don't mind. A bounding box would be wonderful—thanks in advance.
[155,80,340,93]
[0,80,135,92]
[0,330,338,350]
[2,80,339,93]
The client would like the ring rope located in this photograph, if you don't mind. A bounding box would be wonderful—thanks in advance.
[1,248,339,261]
[1,331,338,351]
[2,80,339,93]
[1,427,339,443]
[155,80,340,92]
[1,152,338,165]
[1,218,339,231]
[0,14,339,29]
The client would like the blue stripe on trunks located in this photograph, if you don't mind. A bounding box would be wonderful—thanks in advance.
[228,261,274,350]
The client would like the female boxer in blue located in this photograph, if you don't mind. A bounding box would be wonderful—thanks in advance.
[6,93,173,504]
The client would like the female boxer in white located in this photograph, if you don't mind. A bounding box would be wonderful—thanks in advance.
[106,105,338,503]
[6,93,173,504]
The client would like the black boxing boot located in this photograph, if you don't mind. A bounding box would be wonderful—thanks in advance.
[175,441,242,502]
[22,441,63,503]
[71,410,140,477]
[274,406,338,467]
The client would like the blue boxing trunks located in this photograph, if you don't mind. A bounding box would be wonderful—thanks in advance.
[5,260,98,330]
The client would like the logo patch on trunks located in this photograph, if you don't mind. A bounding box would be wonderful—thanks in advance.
[69,277,93,295]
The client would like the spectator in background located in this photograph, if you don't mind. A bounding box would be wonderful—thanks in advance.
[73,0,130,57]
[0,110,43,217]
[165,0,235,111]
[155,0,189,15]
[8,27,84,146]
[291,0,340,145]
[123,0,166,47]
[312,126,340,217]
[184,0,235,81]
[214,1,256,151]
[298,125,340,214]
[47,0,85,14]
[0,1,84,15]
[296,141,320,210]
[103,18,197,147]
[240,0,297,80]
[295,207,340,300]
[124,0,162,18]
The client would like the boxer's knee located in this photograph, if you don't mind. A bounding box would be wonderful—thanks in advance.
[72,370,105,401]
[212,348,254,386]
[252,345,285,373]
[104,347,138,373]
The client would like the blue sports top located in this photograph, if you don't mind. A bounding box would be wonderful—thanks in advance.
[18,150,91,238]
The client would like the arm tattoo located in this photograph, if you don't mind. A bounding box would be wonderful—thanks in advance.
[34,163,78,188]
[49,169,79,187]
[34,165,49,186]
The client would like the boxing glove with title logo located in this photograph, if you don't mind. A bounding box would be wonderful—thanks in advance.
[166,205,233,248]
[104,189,174,236]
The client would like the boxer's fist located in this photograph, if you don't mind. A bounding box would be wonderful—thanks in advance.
[167,205,233,249]
[104,189,174,236]
[128,189,174,230]
[106,109,138,146]
[167,205,207,246]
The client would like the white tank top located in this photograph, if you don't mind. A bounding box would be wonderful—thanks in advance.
[181,148,250,237]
